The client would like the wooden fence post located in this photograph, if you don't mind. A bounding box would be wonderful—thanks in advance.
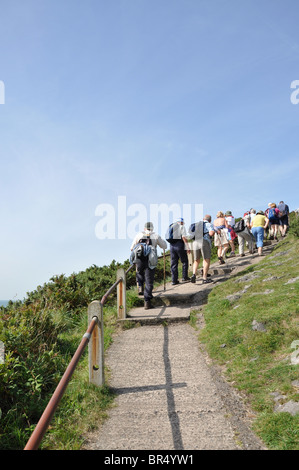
[88,300,104,386]
[117,268,126,320]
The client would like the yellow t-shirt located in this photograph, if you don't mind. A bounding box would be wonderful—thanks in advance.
[252,214,266,227]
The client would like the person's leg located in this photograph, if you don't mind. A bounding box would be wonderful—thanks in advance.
[274,224,279,242]
[201,242,212,283]
[191,258,200,282]
[202,258,211,280]
[221,243,229,258]
[247,232,255,254]
[170,245,179,283]
[144,265,155,308]
[178,246,189,280]
[135,259,145,292]
[228,238,235,255]
[256,227,264,255]
[238,233,245,255]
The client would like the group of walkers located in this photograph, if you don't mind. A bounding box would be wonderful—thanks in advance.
[130,201,290,310]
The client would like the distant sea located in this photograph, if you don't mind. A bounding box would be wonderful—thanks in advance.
[0,300,9,307]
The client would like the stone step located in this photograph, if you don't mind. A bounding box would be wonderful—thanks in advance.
[124,305,191,325]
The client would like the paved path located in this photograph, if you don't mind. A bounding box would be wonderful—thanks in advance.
[83,247,274,451]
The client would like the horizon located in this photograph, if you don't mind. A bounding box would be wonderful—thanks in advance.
[1,0,299,300]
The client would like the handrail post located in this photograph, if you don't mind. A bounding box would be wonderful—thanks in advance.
[117,268,126,320]
[88,300,104,386]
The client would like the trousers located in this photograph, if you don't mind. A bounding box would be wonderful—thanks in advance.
[170,242,188,282]
[237,229,255,254]
[135,257,155,301]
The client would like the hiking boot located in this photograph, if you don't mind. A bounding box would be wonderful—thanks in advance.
[218,257,225,265]
[182,276,191,281]
[171,280,180,285]
[144,300,152,310]
[202,278,213,284]
[191,274,196,283]
[138,286,144,296]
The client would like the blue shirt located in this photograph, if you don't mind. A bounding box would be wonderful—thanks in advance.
[203,221,214,244]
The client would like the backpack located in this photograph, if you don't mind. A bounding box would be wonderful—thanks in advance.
[148,246,158,269]
[188,221,209,241]
[130,234,152,264]
[234,219,245,233]
[278,203,288,217]
[268,208,277,220]
[165,223,182,244]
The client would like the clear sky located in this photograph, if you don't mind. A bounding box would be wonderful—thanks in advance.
[0,0,298,300]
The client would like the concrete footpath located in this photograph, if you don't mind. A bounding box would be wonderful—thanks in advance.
[83,247,274,451]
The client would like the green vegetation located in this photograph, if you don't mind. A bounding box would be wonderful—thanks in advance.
[1,215,298,450]
[0,256,171,450]
[198,228,299,450]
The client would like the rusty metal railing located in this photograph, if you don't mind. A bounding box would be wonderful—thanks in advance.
[24,256,165,450]
[24,265,134,451]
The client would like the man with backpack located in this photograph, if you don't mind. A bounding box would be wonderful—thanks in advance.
[265,203,280,241]
[131,222,167,310]
[165,218,191,285]
[189,215,216,284]
[235,212,255,257]
[277,201,289,237]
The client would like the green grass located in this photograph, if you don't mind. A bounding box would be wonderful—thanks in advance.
[198,235,299,450]
[2,220,298,450]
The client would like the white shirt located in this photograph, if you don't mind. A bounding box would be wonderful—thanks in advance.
[225,216,235,228]
[131,230,167,251]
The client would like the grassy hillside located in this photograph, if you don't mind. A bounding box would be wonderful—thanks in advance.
[1,215,298,450]
[0,254,171,450]
[197,232,299,450]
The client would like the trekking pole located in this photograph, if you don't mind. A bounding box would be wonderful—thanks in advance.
[163,249,166,291]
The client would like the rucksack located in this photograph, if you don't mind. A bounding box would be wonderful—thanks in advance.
[234,219,245,233]
[148,246,158,270]
[165,223,182,244]
[130,234,152,264]
[278,203,288,217]
[268,208,276,220]
[188,221,209,241]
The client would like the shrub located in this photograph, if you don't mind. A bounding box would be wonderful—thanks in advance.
[289,212,299,238]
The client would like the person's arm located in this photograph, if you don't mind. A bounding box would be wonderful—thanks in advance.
[182,236,191,253]
[264,217,269,229]
[156,235,167,250]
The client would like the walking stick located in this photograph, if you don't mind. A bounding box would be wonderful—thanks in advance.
[163,249,166,291]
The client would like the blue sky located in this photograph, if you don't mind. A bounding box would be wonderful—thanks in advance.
[0,0,298,300]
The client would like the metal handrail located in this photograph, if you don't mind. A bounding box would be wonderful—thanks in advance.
[24,316,98,450]
[24,255,167,450]
[24,265,134,451]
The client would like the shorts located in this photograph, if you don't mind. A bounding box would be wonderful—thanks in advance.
[279,215,289,226]
[193,239,211,260]
[214,229,229,246]
[269,217,280,226]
